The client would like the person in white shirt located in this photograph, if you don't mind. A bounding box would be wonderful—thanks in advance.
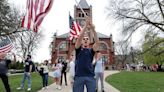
[68,52,75,89]
[53,58,62,90]
[40,60,49,90]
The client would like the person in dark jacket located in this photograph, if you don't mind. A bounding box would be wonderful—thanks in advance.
[60,60,68,86]
[17,55,33,91]
[0,52,16,92]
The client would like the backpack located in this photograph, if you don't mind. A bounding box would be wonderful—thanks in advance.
[39,68,44,76]
[31,62,36,72]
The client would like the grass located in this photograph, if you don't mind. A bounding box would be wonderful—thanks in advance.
[106,71,164,92]
[0,73,53,92]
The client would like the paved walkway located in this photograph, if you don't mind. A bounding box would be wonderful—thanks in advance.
[38,70,120,92]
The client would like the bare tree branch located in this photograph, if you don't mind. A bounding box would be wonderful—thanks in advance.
[156,0,164,21]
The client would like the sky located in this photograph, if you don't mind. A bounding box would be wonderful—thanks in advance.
[9,0,141,63]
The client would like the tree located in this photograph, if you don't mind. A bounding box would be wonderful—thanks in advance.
[0,0,45,62]
[142,32,164,65]
[114,40,131,68]
[132,48,144,63]
[0,0,21,36]
[13,31,44,59]
[106,0,164,54]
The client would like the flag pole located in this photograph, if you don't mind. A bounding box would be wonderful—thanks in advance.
[74,0,94,43]
[74,0,87,17]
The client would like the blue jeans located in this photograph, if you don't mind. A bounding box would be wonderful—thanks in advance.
[95,72,104,91]
[73,76,96,92]
[42,73,48,87]
[20,72,31,89]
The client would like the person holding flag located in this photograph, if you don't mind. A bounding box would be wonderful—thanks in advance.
[0,52,16,92]
[73,17,99,92]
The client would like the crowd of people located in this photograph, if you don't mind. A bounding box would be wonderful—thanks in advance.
[0,17,106,92]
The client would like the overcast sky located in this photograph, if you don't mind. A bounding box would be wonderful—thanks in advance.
[9,0,141,63]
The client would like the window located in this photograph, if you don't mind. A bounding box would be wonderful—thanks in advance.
[102,56,108,63]
[82,14,84,17]
[86,13,89,16]
[58,56,65,62]
[59,41,67,51]
[78,13,81,17]
[99,43,107,51]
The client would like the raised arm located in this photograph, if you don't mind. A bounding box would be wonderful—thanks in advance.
[75,25,87,49]
[11,53,16,64]
[75,17,90,49]
[90,24,99,51]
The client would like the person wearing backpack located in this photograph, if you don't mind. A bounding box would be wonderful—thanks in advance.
[17,55,33,91]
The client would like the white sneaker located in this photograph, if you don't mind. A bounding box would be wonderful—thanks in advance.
[27,88,31,91]
[42,87,45,90]
[57,86,61,90]
[17,87,23,90]
[45,86,48,89]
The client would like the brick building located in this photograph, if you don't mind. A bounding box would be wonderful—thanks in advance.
[51,0,115,67]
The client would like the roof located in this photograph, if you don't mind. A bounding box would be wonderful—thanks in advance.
[56,32,110,38]
[97,32,110,38]
[77,0,90,9]
[57,33,69,38]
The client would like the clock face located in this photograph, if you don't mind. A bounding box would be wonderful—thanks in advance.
[80,20,85,27]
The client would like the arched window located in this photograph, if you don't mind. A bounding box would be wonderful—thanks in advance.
[102,55,108,63]
[78,13,81,17]
[82,14,85,17]
[86,13,89,16]
[58,56,65,62]
[59,41,67,51]
[99,43,107,51]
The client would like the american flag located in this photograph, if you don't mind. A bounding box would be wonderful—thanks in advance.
[21,0,54,32]
[69,15,82,40]
[0,36,13,53]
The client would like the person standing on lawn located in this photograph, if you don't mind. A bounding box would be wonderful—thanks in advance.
[0,52,16,92]
[17,55,33,91]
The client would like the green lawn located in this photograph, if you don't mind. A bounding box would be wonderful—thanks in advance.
[106,71,164,92]
[0,73,53,92]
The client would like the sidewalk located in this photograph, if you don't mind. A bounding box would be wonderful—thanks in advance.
[38,70,120,92]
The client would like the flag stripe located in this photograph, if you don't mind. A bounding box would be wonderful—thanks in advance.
[34,0,53,32]
[73,21,80,35]
[40,0,45,13]
[69,15,82,40]
[0,37,14,53]
[27,0,32,29]
[22,0,53,32]
[0,44,13,53]
[0,43,13,50]
[21,16,25,27]
[34,0,39,17]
